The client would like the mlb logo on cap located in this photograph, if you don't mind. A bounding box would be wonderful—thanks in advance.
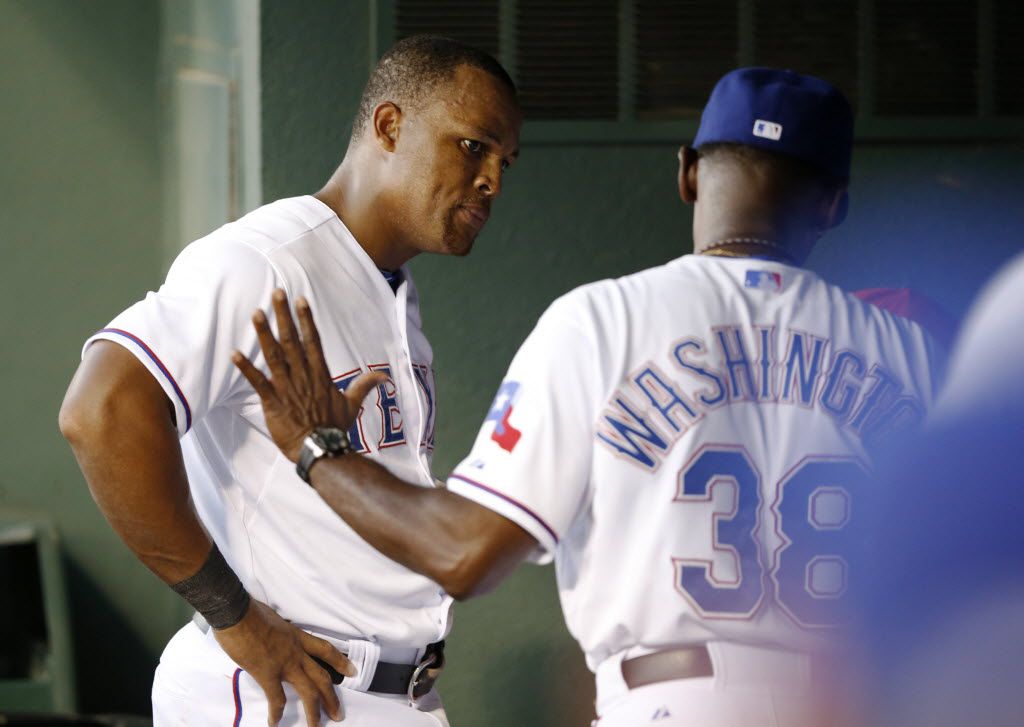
[745,270,783,292]
[753,119,783,140]
[693,67,854,181]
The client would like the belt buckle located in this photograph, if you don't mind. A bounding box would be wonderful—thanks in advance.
[407,650,443,704]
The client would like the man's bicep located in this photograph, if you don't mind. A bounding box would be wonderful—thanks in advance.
[63,340,177,437]
[83,239,282,434]
[470,496,540,554]
[62,341,192,525]
[443,489,540,598]
[62,341,216,583]
[447,470,561,561]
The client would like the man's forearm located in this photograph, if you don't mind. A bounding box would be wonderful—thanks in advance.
[65,344,351,718]
[60,342,213,583]
[308,454,532,599]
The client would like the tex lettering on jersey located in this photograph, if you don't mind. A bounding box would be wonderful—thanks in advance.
[597,325,924,470]
[485,381,522,452]
[369,364,405,449]
[412,364,437,451]
[332,362,436,454]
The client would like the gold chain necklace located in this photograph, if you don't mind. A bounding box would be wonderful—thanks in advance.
[699,237,795,264]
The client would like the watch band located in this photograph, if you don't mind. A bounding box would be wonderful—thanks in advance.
[296,427,352,483]
[296,437,325,483]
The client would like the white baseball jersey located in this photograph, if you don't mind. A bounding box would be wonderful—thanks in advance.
[85,195,450,647]
[448,254,943,672]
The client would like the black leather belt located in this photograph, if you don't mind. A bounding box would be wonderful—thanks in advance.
[621,645,713,689]
[314,640,445,700]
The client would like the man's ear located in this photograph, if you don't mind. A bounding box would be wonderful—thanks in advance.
[372,102,402,152]
[678,146,699,204]
[821,187,849,229]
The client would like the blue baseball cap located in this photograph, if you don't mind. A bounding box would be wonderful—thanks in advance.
[693,67,854,181]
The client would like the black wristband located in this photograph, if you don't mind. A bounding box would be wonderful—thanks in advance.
[170,544,250,630]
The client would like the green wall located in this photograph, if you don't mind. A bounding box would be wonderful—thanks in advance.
[0,0,1020,722]
[0,0,177,714]
[262,4,1023,726]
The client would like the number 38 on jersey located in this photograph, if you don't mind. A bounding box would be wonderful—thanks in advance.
[673,444,867,628]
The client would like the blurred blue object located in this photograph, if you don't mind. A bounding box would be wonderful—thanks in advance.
[851,253,1024,726]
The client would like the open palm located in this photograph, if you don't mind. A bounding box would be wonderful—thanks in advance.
[232,289,386,462]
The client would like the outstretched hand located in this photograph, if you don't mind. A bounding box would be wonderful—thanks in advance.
[232,289,386,462]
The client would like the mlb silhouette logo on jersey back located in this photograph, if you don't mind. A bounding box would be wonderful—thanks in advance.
[745,269,782,291]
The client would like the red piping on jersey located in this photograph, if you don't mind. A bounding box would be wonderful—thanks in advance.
[232,668,243,726]
[448,473,559,546]
[100,328,193,431]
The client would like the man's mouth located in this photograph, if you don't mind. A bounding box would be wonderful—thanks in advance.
[458,204,490,230]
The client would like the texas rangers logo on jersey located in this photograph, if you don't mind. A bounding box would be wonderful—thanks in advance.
[745,270,782,292]
[332,362,436,454]
[485,381,522,452]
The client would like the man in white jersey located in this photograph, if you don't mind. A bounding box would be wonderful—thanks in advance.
[232,69,943,726]
[58,36,521,727]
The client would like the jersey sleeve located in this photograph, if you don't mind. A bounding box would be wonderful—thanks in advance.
[83,236,283,436]
[447,294,606,564]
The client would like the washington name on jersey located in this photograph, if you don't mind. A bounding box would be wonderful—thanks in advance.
[598,324,923,471]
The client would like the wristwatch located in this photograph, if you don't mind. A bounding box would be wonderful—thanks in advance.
[296,427,353,483]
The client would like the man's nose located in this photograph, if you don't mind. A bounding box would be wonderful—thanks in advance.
[474,159,503,198]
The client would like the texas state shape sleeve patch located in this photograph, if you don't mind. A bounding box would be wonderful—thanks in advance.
[485,381,522,452]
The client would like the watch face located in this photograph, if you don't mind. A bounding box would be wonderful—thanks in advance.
[315,427,349,455]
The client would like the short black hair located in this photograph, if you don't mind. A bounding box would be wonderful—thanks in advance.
[351,35,517,142]
[698,142,844,191]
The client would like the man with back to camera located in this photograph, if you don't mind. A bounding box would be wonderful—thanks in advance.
[58,36,521,727]
[232,68,945,726]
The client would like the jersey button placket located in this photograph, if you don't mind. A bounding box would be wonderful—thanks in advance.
[394,287,432,482]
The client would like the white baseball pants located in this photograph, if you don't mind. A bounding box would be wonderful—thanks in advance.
[152,621,450,727]
[593,642,853,727]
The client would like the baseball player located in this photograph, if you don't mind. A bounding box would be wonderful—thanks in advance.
[59,36,520,726]
[233,69,946,727]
